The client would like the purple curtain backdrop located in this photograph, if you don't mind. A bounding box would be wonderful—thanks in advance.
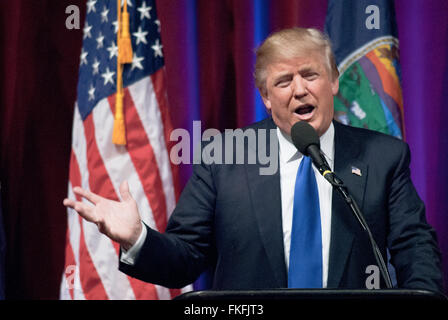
[395,1,448,278]
[0,0,447,298]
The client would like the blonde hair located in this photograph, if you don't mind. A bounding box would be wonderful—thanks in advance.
[254,27,339,94]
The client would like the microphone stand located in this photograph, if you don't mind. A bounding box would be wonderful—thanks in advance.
[319,164,393,289]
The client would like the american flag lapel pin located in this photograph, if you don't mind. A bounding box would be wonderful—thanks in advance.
[351,166,362,176]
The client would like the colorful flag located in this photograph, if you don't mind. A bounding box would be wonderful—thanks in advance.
[60,0,190,299]
[325,0,404,139]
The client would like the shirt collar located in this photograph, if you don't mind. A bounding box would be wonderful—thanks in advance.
[277,122,335,164]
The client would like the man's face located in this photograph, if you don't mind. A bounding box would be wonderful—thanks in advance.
[261,53,339,137]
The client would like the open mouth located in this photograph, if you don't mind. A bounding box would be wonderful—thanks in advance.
[295,104,315,115]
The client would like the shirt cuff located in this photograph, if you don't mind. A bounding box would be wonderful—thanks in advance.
[120,221,147,265]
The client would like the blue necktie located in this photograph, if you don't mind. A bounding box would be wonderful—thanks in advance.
[288,155,323,288]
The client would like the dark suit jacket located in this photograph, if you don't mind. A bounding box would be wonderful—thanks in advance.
[119,118,443,293]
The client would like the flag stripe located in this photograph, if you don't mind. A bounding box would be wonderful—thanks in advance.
[93,97,158,231]
[107,92,168,233]
[85,100,164,300]
[67,107,109,299]
[131,74,177,218]
[82,113,136,299]
[79,217,112,299]
[70,134,109,299]
[119,82,170,232]
[150,69,181,202]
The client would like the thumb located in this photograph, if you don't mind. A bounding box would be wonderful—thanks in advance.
[119,181,133,202]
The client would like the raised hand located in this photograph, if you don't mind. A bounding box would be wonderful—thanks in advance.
[63,181,142,250]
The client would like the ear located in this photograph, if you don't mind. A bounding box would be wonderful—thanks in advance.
[260,89,272,113]
[331,76,339,96]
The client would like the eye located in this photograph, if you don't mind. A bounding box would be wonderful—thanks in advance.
[274,76,292,87]
[303,72,318,80]
[276,80,291,87]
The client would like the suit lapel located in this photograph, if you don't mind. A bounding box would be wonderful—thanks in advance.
[245,119,287,287]
[327,121,368,287]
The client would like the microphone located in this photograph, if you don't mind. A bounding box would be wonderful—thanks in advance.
[290,121,337,185]
[290,121,393,289]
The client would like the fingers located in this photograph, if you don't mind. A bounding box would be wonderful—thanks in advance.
[73,186,102,205]
[119,180,133,202]
[63,198,97,223]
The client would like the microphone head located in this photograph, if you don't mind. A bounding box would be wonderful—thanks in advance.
[290,121,320,155]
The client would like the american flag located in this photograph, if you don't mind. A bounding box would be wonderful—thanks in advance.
[351,166,362,177]
[60,0,191,299]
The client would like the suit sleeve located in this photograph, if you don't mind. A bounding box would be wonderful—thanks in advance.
[387,142,444,294]
[119,160,217,288]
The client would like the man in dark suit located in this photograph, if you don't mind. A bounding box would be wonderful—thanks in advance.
[64,28,443,294]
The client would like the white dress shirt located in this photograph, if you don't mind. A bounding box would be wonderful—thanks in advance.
[122,122,335,288]
[120,221,147,265]
[277,122,334,288]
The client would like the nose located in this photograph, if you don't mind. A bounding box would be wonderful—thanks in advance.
[292,75,307,99]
